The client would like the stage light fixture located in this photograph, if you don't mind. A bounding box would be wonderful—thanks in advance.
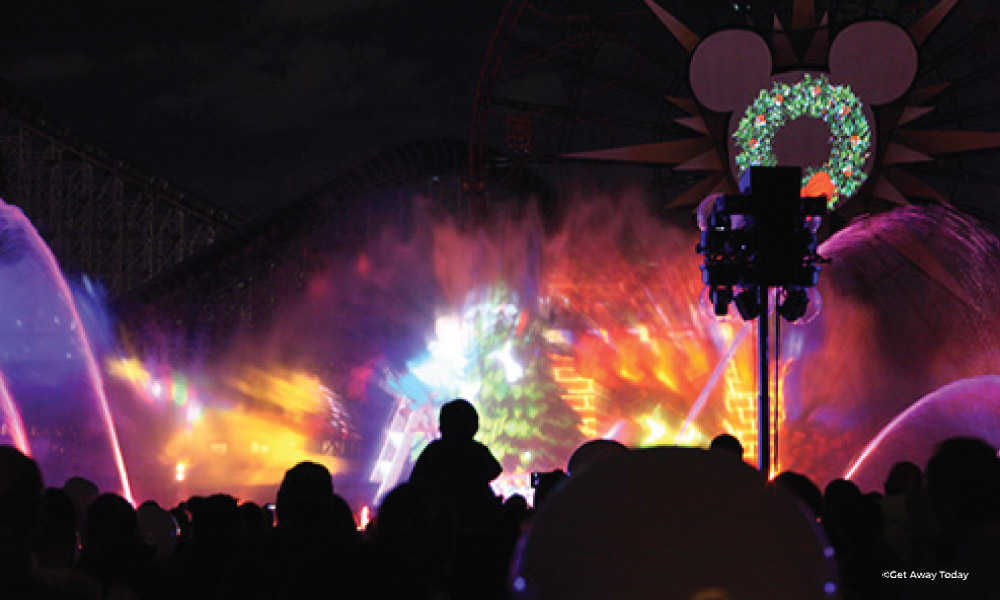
[695,166,829,474]
[698,286,735,321]
[777,287,808,322]
[711,286,733,317]
[777,287,822,324]
[734,287,761,320]
[696,166,827,323]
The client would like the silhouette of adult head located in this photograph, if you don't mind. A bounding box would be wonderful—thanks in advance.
[375,482,455,562]
[773,471,823,519]
[925,436,1000,532]
[709,433,745,460]
[503,493,529,522]
[822,478,861,522]
[883,460,921,496]
[372,482,456,598]
[184,492,242,594]
[329,493,360,545]
[78,491,149,598]
[276,461,335,528]
[439,398,479,440]
[236,501,269,551]
[0,445,43,576]
[63,475,99,545]
[63,476,99,506]
[137,501,179,565]
[566,439,628,477]
[84,493,138,558]
[270,465,358,600]
[820,478,861,555]
[511,447,837,600]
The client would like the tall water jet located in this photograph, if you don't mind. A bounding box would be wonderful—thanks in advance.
[780,205,1000,486]
[0,372,30,455]
[844,376,1000,492]
[0,200,133,501]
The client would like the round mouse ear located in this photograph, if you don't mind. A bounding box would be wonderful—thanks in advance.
[829,21,917,105]
[689,29,772,113]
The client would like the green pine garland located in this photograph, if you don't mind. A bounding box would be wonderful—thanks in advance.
[733,73,871,208]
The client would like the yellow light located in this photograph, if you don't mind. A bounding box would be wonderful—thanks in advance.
[228,367,329,423]
[618,365,643,382]
[552,356,602,437]
[674,426,703,446]
[654,368,677,391]
[107,357,150,386]
[161,409,341,492]
[543,329,572,345]
[175,461,187,482]
[718,345,786,474]
[641,414,667,445]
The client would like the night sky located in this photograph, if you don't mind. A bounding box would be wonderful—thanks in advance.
[1,0,499,218]
[4,1,1000,226]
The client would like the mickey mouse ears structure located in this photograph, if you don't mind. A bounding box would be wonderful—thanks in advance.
[690,21,916,113]
[564,0,1000,215]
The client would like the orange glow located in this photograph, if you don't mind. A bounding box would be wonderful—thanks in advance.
[542,236,787,460]
[162,407,341,493]
[552,356,602,438]
[618,364,643,383]
[229,368,328,417]
[720,356,786,474]
[107,356,151,387]
[106,361,346,500]
[654,368,678,391]
[225,367,333,437]
[802,170,835,202]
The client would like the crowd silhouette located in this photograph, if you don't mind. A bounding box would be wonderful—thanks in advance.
[2,400,999,599]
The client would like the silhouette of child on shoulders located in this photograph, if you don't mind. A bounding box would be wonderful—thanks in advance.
[409,399,502,528]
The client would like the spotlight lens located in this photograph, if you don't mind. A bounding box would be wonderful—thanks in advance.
[698,286,734,322]
[778,287,822,324]
[733,287,761,321]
